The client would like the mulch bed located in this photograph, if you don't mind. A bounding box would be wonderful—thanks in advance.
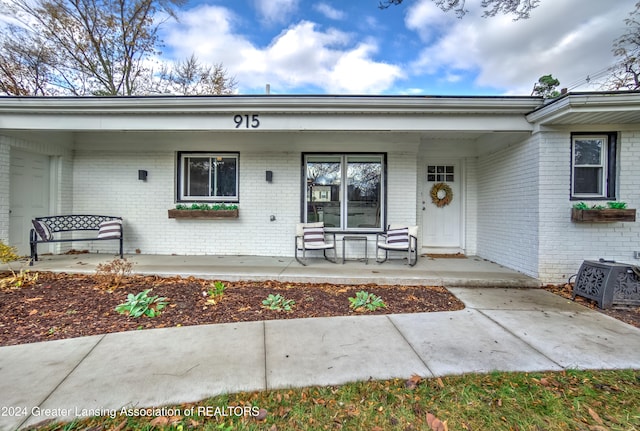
[0,272,465,347]
[2,271,639,348]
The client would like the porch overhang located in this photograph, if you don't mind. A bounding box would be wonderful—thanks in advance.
[0,95,540,133]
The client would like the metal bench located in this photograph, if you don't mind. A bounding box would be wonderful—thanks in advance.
[29,215,123,265]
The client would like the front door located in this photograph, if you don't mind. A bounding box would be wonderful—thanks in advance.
[9,150,50,256]
[422,161,462,252]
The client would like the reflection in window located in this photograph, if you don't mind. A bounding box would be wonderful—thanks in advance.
[306,157,341,228]
[305,154,384,230]
[572,137,607,197]
[347,156,382,228]
[178,153,238,201]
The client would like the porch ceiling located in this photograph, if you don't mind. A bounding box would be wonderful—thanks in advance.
[0,129,531,155]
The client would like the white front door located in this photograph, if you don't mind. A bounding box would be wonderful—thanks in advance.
[422,161,462,252]
[9,150,51,256]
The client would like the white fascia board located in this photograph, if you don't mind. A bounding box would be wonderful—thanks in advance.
[0,95,541,115]
[0,112,534,132]
[526,92,640,125]
[0,95,540,132]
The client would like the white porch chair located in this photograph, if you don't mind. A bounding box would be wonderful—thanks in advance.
[375,225,419,266]
[295,222,337,265]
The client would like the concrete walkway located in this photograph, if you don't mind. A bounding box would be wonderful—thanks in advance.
[2,286,640,431]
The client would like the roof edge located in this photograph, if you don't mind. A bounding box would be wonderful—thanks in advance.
[526,91,640,124]
[0,94,543,115]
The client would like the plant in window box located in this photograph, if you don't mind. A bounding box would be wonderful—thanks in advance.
[168,203,239,219]
[571,201,636,223]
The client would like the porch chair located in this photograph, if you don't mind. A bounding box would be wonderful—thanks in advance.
[295,222,338,265]
[375,225,419,266]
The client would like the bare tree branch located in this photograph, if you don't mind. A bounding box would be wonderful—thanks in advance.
[148,54,237,95]
[604,1,640,90]
[1,0,184,95]
[379,0,539,19]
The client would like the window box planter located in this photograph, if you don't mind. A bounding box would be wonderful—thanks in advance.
[571,208,636,223]
[168,208,239,219]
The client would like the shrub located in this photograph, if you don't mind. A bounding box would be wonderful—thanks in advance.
[0,267,39,290]
[0,241,19,263]
[0,243,37,290]
[95,258,133,290]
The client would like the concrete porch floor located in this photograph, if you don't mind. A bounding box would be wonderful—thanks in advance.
[10,253,541,287]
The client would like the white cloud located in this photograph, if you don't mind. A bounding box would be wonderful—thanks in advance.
[162,7,404,94]
[254,0,299,25]
[162,5,255,69]
[405,0,456,43]
[314,3,346,21]
[405,0,636,94]
[328,43,404,93]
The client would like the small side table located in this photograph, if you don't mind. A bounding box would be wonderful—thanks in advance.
[342,235,368,264]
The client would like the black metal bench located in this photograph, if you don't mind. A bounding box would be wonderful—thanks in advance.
[30,215,123,265]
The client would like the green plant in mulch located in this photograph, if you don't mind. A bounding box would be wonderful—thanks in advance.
[115,289,168,318]
[348,291,386,312]
[204,281,226,305]
[262,293,295,312]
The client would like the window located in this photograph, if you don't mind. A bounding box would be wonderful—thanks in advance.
[178,152,238,202]
[304,154,384,230]
[427,165,454,182]
[571,134,617,199]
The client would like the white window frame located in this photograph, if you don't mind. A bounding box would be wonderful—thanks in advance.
[571,135,611,199]
[303,153,385,232]
[178,152,239,202]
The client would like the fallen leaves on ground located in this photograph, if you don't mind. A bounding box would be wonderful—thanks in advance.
[427,412,448,431]
[542,283,640,329]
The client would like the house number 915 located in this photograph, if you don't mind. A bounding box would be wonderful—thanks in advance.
[234,114,260,128]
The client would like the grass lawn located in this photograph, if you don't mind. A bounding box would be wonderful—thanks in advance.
[30,369,639,431]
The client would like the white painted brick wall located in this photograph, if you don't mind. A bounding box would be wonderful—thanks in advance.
[464,157,478,255]
[72,149,417,257]
[71,150,286,256]
[476,135,539,278]
[0,140,9,242]
[387,152,418,228]
[537,130,640,283]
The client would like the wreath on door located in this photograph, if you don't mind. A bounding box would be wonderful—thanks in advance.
[430,183,453,208]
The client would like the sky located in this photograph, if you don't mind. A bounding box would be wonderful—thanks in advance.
[158,0,635,95]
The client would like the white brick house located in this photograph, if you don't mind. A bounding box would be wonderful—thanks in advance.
[1,92,639,283]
